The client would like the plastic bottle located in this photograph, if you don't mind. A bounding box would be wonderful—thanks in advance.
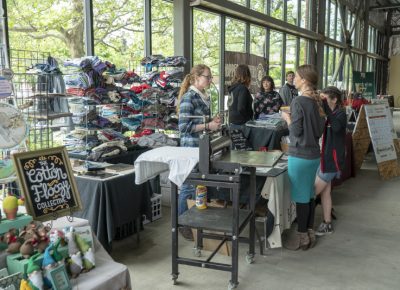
[195,185,207,209]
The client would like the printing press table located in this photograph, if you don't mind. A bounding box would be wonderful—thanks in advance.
[134,142,282,289]
[175,150,281,289]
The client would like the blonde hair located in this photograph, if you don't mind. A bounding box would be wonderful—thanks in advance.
[176,64,210,114]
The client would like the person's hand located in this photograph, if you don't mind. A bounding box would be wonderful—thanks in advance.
[208,120,221,131]
[281,111,291,124]
[213,114,222,124]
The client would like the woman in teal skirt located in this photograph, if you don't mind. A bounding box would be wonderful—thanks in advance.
[281,65,325,250]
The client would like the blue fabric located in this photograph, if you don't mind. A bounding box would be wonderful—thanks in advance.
[317,165,340,183]
[178,184,195,215]
[288,156,319,203]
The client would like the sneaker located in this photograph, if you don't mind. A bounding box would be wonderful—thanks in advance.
[179,227,194,241]
[315,222,333,236]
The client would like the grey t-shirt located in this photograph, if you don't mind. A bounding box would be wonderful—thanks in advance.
[288,95,325,159]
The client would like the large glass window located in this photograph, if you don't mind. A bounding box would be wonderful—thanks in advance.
[269,30,283,87]
[336,5,342,41]
[193,9,220,114]
[271,0,284,20]
[151,0,174,56]
[300,0,310,29]
[7,0,85,63]
[250,0,266,13]
[250,25,266,57]
[93,0,144,68]
[286,0,298,25]
[229,0,246,6]
[329,1,336,39]
[225,18,246,52]
[285,35,297,74]
[299,38,308,65]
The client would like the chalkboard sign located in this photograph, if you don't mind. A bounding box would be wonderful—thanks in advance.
[12,146,82,221]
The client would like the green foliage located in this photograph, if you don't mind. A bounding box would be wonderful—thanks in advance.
[226,18,246,53]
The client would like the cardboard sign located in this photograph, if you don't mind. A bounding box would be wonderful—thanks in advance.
[12,146,82,221]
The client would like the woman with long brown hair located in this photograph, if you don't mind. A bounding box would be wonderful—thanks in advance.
[177,64,221,240]
[314,86,346,236]
[281,64,325,250]
[228,64,254,150]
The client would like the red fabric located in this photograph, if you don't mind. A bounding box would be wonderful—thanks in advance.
[130,84,151,94]
[351,98,369,111]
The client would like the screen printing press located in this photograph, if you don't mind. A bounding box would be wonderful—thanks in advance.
[134,129,282,290]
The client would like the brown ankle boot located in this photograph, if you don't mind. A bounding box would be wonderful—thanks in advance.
[282,230,300,251]
[308,229,317,248]
[299,232,310,250]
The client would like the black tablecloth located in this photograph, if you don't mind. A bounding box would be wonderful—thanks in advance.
[74,171,152,252]
[243,126,289,151]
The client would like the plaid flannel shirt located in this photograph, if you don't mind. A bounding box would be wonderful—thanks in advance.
[179,89,211,147]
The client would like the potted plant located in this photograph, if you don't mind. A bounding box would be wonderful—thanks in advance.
[3,195,19,220]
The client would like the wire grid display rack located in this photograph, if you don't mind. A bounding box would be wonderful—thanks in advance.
[10,49,72,150]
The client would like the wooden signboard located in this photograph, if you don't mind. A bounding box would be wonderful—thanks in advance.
[352,105,371,171]
[352,105,399,179]
[12,146,82,221]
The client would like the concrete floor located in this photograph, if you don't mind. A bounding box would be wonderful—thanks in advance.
[111,111,400,290]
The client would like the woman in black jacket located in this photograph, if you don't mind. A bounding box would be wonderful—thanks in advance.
[228,64,253,150]
[314,86,347,236]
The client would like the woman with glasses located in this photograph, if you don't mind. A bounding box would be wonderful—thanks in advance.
[228,64,254,150]
[176,64,221,240]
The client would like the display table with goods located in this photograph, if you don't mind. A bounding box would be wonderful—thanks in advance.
[71,160,152,252]
[134,129,284,290]
[243,118,289,151]
[0,214,131,290]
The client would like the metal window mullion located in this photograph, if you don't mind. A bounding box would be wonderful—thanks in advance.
[144,0,152,57]
[324,45,329,86]
[283,0,288,22]
[246,23,251,54]
[296,36,300,68]
[281,33,286,85]
[84,0,94,56]
[297,0,301,27]
[1,0,10,68]
[265,27,270,74]
[219,15,225,111]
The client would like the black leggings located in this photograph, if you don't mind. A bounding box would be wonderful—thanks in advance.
[296,199,316,233]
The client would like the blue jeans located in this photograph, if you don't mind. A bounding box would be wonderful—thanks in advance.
[178,184,195,215]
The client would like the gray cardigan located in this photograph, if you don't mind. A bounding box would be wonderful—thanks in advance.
[279,83,297,105]
[287,95,325,159]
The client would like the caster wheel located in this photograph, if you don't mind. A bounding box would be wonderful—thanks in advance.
[228,281,238,290]
[245,254,255,264]
[193,248,202,257]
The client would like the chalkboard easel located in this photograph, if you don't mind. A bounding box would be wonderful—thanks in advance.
[12,146,83,221]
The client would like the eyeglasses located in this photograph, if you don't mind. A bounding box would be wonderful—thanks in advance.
[201,75,213,81]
